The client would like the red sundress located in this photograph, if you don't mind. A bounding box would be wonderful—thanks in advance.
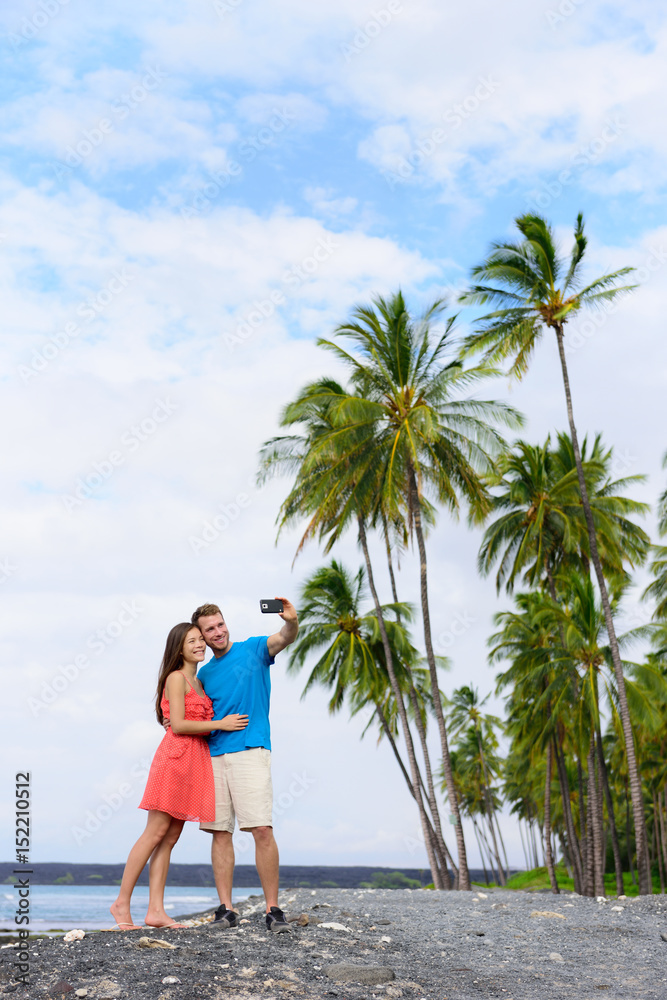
[139,675,216,822]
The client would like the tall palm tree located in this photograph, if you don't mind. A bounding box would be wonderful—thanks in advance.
[447,686,507,884]
[287,558,452,885]
[259,396,452,888]
[307,291,523,889]
[460,212,652,893]
[491,589,583,892]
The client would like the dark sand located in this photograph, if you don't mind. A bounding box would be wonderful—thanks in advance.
[3,887,666,999]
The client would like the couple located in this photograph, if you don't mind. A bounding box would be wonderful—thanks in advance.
[110,598,299,933]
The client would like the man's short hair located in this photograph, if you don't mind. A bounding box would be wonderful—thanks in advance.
[192,603,223,626]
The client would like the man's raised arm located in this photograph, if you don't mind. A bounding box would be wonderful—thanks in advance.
[267,597,299,657]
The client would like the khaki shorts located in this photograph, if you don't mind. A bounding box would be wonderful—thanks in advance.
[200,747,273,833]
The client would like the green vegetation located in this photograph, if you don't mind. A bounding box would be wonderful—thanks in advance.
[86,874,103,880]
[367,871,421,889]
[258,213,667,897]
[54,872,74,884]
[495,865,661,897]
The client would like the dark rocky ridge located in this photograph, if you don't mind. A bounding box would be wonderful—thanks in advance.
[0,863,444,889]
[3,886,667,999]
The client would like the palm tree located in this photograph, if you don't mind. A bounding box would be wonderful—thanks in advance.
[460,212,652,893]
[305,291,523,889]
[479,434,649,599]
[287,558,453,885]
[260,391,453,889]
[491,589,583,893]
[446,686,508,884]
[446,729,505,884]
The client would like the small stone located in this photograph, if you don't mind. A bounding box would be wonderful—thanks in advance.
[62,929,85,943]
[385,989,403,998]
[618,894,627,900]
[238,968,257,978]
[324,963,395,985]
[75,992,88,998]
[530,910,566,920]
[161,976,181,985]
[239,918,250,924]
[52,984,74,995]
[317,922,351,932]
[611,906,624,912]
[380,935,392,943]
[596,896,607,903]
[476,892,488,899]
[138,936,178,950]
[661,932,667,943]
[549,952,564,962]
[91,981,122,1000]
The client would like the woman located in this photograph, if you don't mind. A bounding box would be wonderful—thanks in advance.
[110,622,248,930]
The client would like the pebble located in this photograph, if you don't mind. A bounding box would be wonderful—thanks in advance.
[138,936,177,950]
[530,909,566,919]
[317,921,351,932]
[75,991,88,998]
[324,963,396,984]
[161,976,181,985]
[549,952,564,962]
[62,929,86,943]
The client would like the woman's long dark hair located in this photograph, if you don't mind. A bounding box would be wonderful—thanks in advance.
[155,623,201,724]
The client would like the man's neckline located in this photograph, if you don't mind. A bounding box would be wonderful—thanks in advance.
[213,640,235,660]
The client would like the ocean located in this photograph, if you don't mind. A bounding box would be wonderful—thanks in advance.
[0,885,263,933]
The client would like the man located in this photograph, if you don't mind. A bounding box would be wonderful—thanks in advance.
[191,598,298,932]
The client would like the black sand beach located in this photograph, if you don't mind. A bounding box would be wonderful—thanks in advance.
[4,887,667,999]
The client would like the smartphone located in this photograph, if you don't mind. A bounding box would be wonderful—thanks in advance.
[260,599,284,614]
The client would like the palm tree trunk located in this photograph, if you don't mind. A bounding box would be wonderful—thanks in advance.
[407,463,470,889]
[475,731,506,884]
[554,324,651,894]
[530,817,540,869]
[544,741,559,893]
[595,727,624,896]
[553,732,583,892]
[626,780,636,886]
[472,819,491,885]
[476,815,501,883]
[653,792,665,893]
[357,515,443,888]
[578,755,590,891]
[586,735,605,896]
[407,686,453,889]
[495,812,511,878]
[658,786,667,892]
[384,534,453,890]
[383,519,401,617]
[518,819,530,871]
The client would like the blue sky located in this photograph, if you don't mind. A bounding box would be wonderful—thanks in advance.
[3,0,667,873]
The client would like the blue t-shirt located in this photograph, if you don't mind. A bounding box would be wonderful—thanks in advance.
[198,636,274,756]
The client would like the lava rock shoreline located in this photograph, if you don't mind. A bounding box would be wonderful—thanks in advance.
[3,887,667,999]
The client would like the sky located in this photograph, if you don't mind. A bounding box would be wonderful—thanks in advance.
[2,0,667,877]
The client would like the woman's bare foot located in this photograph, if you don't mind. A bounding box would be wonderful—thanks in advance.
[109,900,142,931]
[144,907,187,929]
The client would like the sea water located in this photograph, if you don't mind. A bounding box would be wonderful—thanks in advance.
[0,885,263,932]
